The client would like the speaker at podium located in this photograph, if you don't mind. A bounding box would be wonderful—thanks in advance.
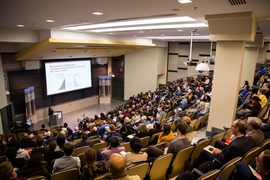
[49,111,63,126]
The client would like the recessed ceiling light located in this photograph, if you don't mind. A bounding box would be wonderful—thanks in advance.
[88,23,208,32]
[17,24,24,27]
[177,30,183,32]
[146,35,209,40]
[109,33,114,34]
[133,35,137,37]
[62,16,195,30]
[139,31,144,33]
[194,33,199,35]
[161,34,165,36]
[178,0,192,4]
[46,19,55,23]
[92,12,103,15]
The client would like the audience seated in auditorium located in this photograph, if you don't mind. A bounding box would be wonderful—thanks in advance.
[44,141,64,170]
[6,147,26,169]
[20,133,37,149]
[135,124,148,138]
[107,153,140,180]
[0,161,27,180]
[13,140,30,160]
[16,153,51,180]
[258,88,268,108]
[246,117,265,147]
[237,96,261,119]
[80,149,109,180]
[193,119,251,170]
[124,137,148,166]
[40,124,48,132]
[105,124,121,142]
[147,122,162,137]
[47,131,59,143]
[74,132,93,149]
[53,142,81,173]
[31,136,50,155]
[72,126,80,140]
[100,136,125,161]
[122,124,134,142]
[147,121,191,158]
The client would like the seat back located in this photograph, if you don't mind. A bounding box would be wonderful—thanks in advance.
[223,129,232,139]
[194,116,204,131]
[190,119,197,130]
[93,142,107,152]
[208,132,225,146]
[168,146,195,179]
[149,132,161,145]
[258,102,270,119]
[51,168,79,180]
[120,142,131,152]
[241,147,260,165]
[200,113,209,129]
[154,142,165,150]
[0,155,7,164]
[188,112,196,120]
[17,132,26,140]
[72,139,81,145]
[27,176,47,180]
[186,131,197,142]
[140,136,150,148]
[0,134,7,141]
[217,157,242,180]
[127,162,149,180]
[148,153,173,180]
[91,138,102,145]
[74,146,90,156]
[77,153,86,167]
[198,169,220,180]
[189,139,210,167]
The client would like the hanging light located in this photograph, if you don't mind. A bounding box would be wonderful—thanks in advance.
[196,62,210,73]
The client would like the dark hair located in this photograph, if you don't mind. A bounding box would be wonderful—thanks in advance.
[82,132,88,140]
[0,161,13,180]
[109,136,120,148]
[57,134,66,149]
[6,147,17,160]
[53,131,59,137]
[13,140,21,150]
[154,122,161,128]
[41,124,45,129]
[125,124,133,134]
[262,149,270,173]
[36,136,44,147]
[28,153,42,168]
[259,88,266,94]
[235,119,248,134]
[48,141,57,153]
[64,123,68,128]
[63,142,74,156]
[84,149,98,177]
[130,137,142,153]
[251,96,260,102]
[176,121,188,135]
[162,123,171,136]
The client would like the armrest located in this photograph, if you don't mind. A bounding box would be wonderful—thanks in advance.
[213,158,224,168]
[192,168,204,176]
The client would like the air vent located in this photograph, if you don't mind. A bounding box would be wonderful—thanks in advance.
[228,0,246,5]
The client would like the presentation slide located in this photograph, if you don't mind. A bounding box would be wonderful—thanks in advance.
[45,60,92,96]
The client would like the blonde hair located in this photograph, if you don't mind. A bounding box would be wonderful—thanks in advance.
[182,116,191,125]
[139,124,148,133]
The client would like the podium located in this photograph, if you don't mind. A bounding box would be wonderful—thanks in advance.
[49,111,63,126]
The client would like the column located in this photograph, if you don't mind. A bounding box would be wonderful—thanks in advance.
[240,35,264,86]
[0,55,8,134]
[205,12,257,135]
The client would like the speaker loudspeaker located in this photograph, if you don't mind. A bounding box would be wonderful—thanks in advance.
[21,61,40,70]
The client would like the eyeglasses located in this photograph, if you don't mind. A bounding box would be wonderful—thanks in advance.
[255,156,267,169]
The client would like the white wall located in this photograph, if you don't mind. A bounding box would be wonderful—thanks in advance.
[0,55,8,134]
[124,47,167,100]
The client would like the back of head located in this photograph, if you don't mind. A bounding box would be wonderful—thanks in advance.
[130,137,142,153]
[109,124,116,132]
[109,136,120,148]
[57,134,66,148]
[64,123,68,128]
[247,117,262,130]
[235,119,248,134]
[182,116,191,125]
[28,153,42,168]
[0,161,13,180]
[6,147,17,160]
[163,123,171,135]
[36,136,44,147]
[176,120,188,135]
[82,132,88,140]
[48,141,57,153]
[53,131,59,137]
[84,148,97,165]
[262,149,270,174]
[108,153,127,176]
[154,122,161,128]
[63,142,74,156]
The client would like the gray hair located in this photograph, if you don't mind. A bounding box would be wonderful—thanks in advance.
[247,117,262,129]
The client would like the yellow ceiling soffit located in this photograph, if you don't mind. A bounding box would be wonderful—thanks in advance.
[15,38,156,61]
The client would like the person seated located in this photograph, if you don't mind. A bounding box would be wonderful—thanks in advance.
[246,117,265,147]
[16,153,51,180]
[135,124,148,138]
[121,124,135,142]
[6,147,26,169]
[147,121,191,158]
[157,123,175,143]
[0,140,6,156]
[0,161,20,180]
[100,136,125,161]
[40,124,48,132]
[257,88,267,108]
[20,133,36,149]
[105,124,121,142]
[52,142,81,173]
[147,122,163,137]
[44,141,64,172]
[234,149,270,180]
[71,127,80,140]
[55,133,66,151]
[124,137,148,166]
[13,140,30,160]
[193,119,252,170]
[80,149,109,180]
[175,116,193,133]
[31,136,50,155]
[106,153,140,180]
[74,132,93,149]
[236,96,261,119]
[47,131,59,143]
